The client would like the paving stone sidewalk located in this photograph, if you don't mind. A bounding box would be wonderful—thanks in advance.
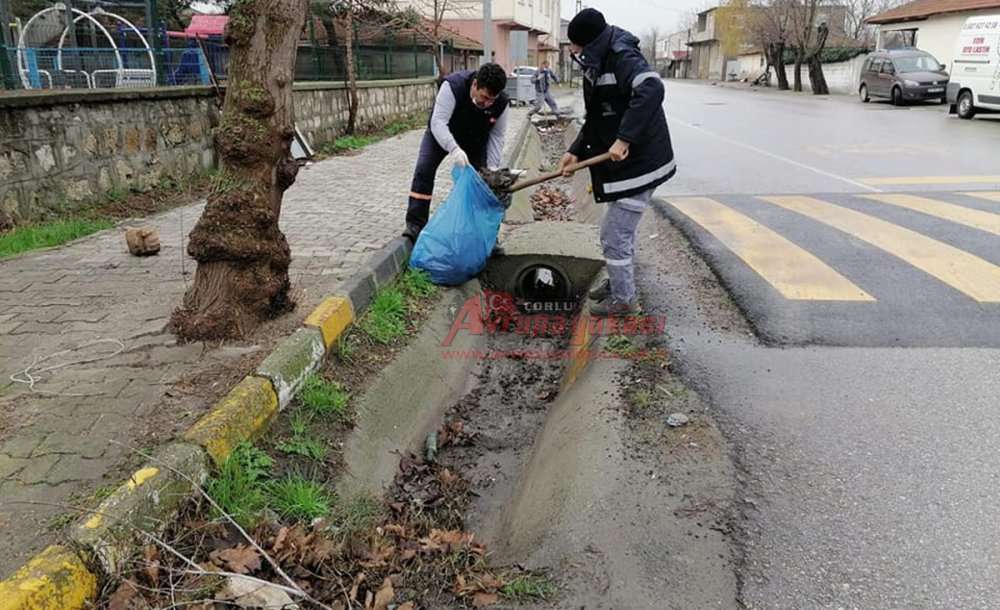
[0,108,529,578]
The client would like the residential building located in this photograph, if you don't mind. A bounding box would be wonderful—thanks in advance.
[868,0,1000,68]
[395,0,560,70]
[658,30,692,79]
[688,8,725,80]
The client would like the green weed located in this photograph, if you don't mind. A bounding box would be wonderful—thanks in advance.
[299,374,350,417]
[46,512,77,531]
[205,442,273,527]
[398,268,437,300]
[335,336,356,364]
[276,436,327,461]
[501,573,556,601]
[359,287,407,344]
[324,135,375,154]
[266,474,333,522]
[0,218,113,258]
[276,411,327,461]
[630,388,653,409]
[606,335,640,358]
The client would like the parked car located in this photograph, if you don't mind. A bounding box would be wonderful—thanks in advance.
[946,15,1000,120]
[858,49,950,105]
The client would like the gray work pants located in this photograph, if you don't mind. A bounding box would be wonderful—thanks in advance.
[529,90,559,115]
[600,189,653,304]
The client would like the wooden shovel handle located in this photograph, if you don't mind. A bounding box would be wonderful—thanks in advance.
[507,152,614,193]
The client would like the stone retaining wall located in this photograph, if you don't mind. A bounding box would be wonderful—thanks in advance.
[0,78,436,223]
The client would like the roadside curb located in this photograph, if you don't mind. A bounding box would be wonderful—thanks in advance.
[0,237,414,609]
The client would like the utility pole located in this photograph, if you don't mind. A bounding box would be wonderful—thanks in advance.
[0,0,11,90]
[483,0,492,66]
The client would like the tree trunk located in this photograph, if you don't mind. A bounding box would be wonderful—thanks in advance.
[173,0,307,342]
[773,42,790,90]
[808,55,829,94]
[808,25,830,95]
[344,10,360,135]
[792,50,803,92]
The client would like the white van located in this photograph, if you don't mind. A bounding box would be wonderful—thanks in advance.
[947,15,1000,119]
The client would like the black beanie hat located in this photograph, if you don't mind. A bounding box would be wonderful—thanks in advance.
[568,8,607,47]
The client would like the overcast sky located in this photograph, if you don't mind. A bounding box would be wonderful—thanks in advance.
[560,0,710,38]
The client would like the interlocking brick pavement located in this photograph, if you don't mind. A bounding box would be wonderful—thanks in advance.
[0,107,529,577]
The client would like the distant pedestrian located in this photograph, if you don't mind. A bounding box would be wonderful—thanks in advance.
[529,60,560,116]
[403,64,509,243]
[559,8,676,316]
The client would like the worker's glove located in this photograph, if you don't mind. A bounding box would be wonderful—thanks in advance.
[450,148,470,168]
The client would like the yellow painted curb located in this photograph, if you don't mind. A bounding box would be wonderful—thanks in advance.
[184,376,279,466]
[0,545,96,610]
[304,296,355,348]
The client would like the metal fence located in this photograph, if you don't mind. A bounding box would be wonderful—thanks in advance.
[0,41,435,91]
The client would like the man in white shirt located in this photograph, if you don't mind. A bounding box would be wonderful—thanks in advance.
[403,63,509,243]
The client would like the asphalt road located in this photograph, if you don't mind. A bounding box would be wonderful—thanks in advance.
[643,81,1000,608]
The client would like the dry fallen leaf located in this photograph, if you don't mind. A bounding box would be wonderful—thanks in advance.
[107,579,138,610]
[398,603,416,610]
[142,545,160,585]
[210,545,261,575]
[373,577,395,610]
[349,572,366,602]
[473,592,500,607]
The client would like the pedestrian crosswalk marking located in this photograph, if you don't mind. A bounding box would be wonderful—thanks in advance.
[859,176,1000,186]
[760,195,1000,303]
[965,192,1000,203]
[861,193,1000,236]
[664,197,875,301]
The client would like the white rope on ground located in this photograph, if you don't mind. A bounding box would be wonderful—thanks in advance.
[10,338,127,395]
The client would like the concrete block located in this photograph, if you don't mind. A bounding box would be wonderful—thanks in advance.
[0,545,96,610]
[304,296,355,349]
[184,376,279,465]
[370,243,403,289]
[341,273,377,317]
[255,328,326,408]
[69,443,209,576]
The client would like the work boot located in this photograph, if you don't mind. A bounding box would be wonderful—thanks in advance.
[588,278,611,301]
[589,299,640,317]
[402,223,422,244]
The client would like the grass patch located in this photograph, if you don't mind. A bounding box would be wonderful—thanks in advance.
[299,374,350,417]
[276,411,328,461]
[398,268,437,300]
[630,388,653,409]
[335,336,356,364]
[323,134,376,154]
[359,287,407,344]
[266,473,333,522]
[317,113,427,158]
[606,335,640,358]
[0,217,113,258]
[329,493,382,541]
[205,442,273,528]
[501,573,556,601]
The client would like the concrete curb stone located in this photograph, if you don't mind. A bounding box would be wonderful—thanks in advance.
[68,443,210,576]
[184,376,280,466]
[0,546,97,610]
[255,328,326,409]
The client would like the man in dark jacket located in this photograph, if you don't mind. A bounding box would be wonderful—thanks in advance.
[403,63,509,243]
[559,9,676,316]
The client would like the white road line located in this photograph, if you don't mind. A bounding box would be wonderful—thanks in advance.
[668,115,884,194]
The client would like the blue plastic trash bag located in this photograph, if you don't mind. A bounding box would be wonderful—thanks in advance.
[410,166,506,286]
